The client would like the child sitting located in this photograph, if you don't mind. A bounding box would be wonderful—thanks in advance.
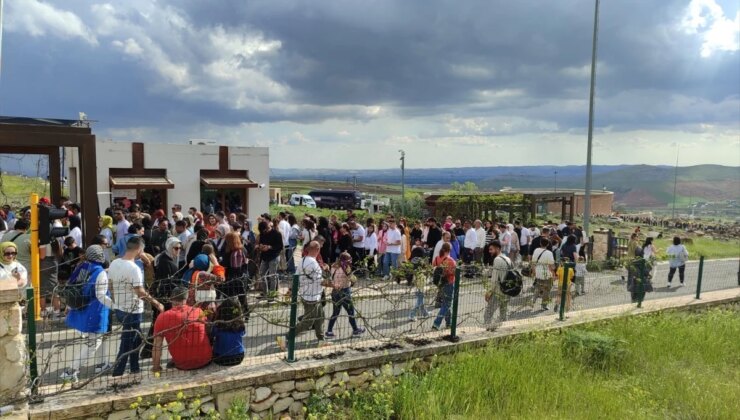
[211,297,246,366]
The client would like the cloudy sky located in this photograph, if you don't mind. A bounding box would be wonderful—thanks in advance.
[1,0,738,169]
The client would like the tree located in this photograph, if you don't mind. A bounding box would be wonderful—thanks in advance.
[450,181,479,192]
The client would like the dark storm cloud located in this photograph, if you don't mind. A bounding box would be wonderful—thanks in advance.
[1,0,737,133]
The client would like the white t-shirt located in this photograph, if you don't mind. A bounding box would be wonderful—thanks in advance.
[68,227,83,248]
[666,244,688,268]
[385,228,402,254]
[278,220,291,246]
[464,228,478,249]
[364,232,378,252]
[108,259,144,314]
[116,219,130,242]
[351,225,366,249]
[499,231,512,253]
[475,228,487,248]
[519,228,530,246]
[531,248,555,279]
[298,256,323,302]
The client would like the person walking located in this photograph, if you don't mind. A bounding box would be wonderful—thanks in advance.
[277,241,330,350]
[431,243,457,331]
[483,240,510,331]
[108,237,164,377]
[61,245,112,381]
[666,236,689,287]
[256,221,283,296]
[531,238,555,310]
[325,252,365,338]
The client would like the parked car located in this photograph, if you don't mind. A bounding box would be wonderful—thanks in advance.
[289,194,317,208]
[607,216,623,224]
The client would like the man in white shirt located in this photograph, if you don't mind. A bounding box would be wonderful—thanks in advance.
[498,223,512,256]
[474,220,486,263]
[531,238,556,310]
[114,210,130,242]
[277,212,292,272]
[108,236,163,376]
[383,219,402,280]
[174,220,192,265]
[349,218,366,268]
[433,231,452,260]
[463,220,477,264]
[484,240,511,330]
[277,241,329,350]
[519,222,531,261]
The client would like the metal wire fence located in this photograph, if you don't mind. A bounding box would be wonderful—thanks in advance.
[21,251,739,402]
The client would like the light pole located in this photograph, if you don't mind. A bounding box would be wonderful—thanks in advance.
[583,0,600,236]
[399,149,405,213]
[554,170,558,192]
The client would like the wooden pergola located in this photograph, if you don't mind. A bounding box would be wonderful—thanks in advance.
[0,117,99,245]
[424,190,576,223]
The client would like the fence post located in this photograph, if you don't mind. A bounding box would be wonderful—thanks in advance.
[636,259,646,308]
[695,256,704,300]
[447,268,461,342]
[26,288,39,394]
[286,274,299,363]
[558,263,574,321]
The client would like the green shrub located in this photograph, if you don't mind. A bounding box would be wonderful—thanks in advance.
[563,330,628,372]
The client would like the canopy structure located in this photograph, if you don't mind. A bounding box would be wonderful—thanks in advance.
[110,176,174,189]
[200,176,257,189]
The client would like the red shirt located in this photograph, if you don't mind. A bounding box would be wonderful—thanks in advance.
[154,305,212,370]
[433,256,457,285]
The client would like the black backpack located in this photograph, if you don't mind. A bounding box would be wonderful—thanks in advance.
[58,265,92,309]
[432,266,445,287]
[497,256,523,297]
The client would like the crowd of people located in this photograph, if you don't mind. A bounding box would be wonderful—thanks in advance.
[0,199,699,384]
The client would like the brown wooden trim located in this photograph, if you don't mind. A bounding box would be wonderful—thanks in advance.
[132,142,144,170]
[219,146,229,171]
[109,168,167,177]
[0,131,95,147]
[0,124,91,134]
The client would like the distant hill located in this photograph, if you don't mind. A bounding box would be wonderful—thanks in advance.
[273,164,739,209]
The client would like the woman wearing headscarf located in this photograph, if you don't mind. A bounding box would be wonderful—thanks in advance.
[61,245,111,381]
[217,232,249,311]
[99,215,115,262]
[211,225,229,261]
[183,254,223,312]
[0,242,28,288]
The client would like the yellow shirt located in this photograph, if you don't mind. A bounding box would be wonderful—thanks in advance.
[556,266,575,288]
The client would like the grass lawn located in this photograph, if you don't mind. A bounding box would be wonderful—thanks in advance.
[653,237,740,260]
[308,307,740,419]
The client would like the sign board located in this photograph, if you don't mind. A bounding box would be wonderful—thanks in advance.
[111,188,137,199]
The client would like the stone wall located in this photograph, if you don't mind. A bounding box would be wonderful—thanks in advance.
[102,360,421,419]
[0,286,27,406]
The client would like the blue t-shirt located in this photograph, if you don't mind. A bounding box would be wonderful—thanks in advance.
[212,326,246,357]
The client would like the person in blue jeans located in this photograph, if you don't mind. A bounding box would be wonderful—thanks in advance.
[432,243,457,330]
[107,236,163,377]
[382,219,403,280]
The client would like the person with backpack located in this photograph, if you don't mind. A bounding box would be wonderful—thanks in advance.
[531,238,556,310]
[483,240,515,330]
[61,245,112,381]
[431,242,457,331]
[325,252,365,338]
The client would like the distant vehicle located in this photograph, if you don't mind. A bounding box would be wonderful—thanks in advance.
[308,190,362,210]
[607,216,623,224]
[288,194,316,208]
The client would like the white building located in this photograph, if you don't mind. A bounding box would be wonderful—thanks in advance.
[65,140,269,217]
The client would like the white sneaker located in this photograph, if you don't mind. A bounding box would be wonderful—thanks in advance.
[94,363,112,374]
[667,283,671,288]
[60,369,79,383]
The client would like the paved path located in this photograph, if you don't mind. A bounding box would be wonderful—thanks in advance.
[32,258,738,393]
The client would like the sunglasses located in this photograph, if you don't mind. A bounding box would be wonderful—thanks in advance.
[4,252,18,257]
[173,246,182,250]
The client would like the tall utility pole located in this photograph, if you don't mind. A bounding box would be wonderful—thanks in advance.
[399,150,406,213]
[672,145,679,219]
[554,170,558,192]
[582,0,600,236]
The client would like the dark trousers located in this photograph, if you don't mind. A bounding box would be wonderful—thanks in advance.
[668,265,686,283]
[113,310,142,376]
[350,247,366,268]
[327,288,359,332]
[294,300,325,341]
[462,248,475,264]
